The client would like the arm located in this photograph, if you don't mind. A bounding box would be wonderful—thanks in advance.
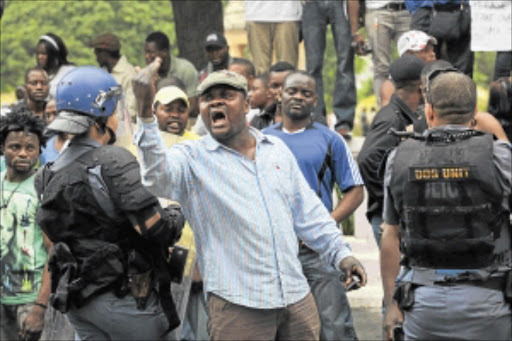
[276,139,366,285]
[20,233,52,341]
[132,59,191,201]
[331,185,364,223]
[347,0,360,36]
[347,0,366,55]
[474,112,510,142]
[379,80,395,108]
[331,134,365,223]
[381,222,403,340]
[380,148,403,340]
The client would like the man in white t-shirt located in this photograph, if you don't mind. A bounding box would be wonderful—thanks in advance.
[245,1,302,75]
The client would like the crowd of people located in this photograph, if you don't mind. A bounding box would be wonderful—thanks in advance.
[1,0,511,340]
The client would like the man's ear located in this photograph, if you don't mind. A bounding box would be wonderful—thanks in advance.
[425,103,434,128]
[244,94,250,113]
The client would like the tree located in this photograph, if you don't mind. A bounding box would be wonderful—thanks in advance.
[0,1,176,93]
[171,0,223,71]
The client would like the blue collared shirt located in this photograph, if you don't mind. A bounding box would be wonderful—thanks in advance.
[134,119,351,309]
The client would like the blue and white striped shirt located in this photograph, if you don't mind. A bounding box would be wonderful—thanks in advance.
[134,120,352,309]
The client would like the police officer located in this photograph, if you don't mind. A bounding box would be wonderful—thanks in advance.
[35,66,185,340]
[381,68,511,340]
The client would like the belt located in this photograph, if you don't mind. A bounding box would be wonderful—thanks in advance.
[384,2,406,11]
[432,2,467,11]
[434,276,505,291]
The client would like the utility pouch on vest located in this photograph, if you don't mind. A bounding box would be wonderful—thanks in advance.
[127,249,154,310]
[168,245,189,284]
[48,243,78,313]
[130,270,153,310]
[393,283,415,311]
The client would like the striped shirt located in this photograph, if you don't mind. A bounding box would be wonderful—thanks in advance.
[134,119,352,309]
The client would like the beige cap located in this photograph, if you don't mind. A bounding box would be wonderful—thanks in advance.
[153,86,189,107]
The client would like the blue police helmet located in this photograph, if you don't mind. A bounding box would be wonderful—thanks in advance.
[56,66,121,117]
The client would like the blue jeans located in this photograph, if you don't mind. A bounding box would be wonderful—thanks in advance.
[299,246,358,340]
[302,0,356,130]
[371,215,383,248]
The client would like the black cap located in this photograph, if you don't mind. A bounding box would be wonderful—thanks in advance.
[389,54,425,83]
[204,32,228,49]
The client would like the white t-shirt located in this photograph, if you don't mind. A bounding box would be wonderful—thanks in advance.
[365,0,404,10]
[245,1,302,22]
[49,65,75,99]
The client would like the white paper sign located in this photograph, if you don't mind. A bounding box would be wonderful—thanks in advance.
[471,0,512,51]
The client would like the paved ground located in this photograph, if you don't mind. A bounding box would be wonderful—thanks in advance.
[352,307,382,341]
[340,147,384,341]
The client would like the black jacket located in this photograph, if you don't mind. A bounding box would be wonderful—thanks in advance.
[357,94,422,221]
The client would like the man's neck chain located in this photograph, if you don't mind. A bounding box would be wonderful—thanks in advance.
[1,176,24,210]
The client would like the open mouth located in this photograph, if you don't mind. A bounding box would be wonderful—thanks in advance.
[211,111,227,127]
[167,121,180,130]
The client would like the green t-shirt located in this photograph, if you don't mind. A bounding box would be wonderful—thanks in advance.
[0,172,47,305]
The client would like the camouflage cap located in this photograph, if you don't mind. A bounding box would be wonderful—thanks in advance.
[197,70,247,96]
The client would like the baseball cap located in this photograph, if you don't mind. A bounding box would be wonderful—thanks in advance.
[397,30,437,56]
[88,32,121,52]
[204,32,228,49]
[46,110,94,134]
[389,54,425,83]
[153,86,189,107]
[197,70,247,96]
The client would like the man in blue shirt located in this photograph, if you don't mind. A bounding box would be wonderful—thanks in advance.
[405,0,473,76]
[264,71,364,340]
[134,69,367,340]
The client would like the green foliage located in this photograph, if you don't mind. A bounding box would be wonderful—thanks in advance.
[1,0,177,93]
[474,51,496,88]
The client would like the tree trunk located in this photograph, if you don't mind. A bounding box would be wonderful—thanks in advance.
[171,0,224,71]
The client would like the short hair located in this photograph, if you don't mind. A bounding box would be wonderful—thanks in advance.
[269,61,296,73]
[24,66,48,84]
[230,58,255,77]
[254,73,269,87]
[0,106,47,151]
[37,32,71,70]
[283,70,316,89]
[429,72,476,124]
[99,49,121,60]
[145,31,170,51]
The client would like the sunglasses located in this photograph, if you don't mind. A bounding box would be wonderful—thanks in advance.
[425,66,459,104]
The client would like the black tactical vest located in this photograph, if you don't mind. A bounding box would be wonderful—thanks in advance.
[36,148,137,242]
[36,144,180,331]
[389,131,508,269]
